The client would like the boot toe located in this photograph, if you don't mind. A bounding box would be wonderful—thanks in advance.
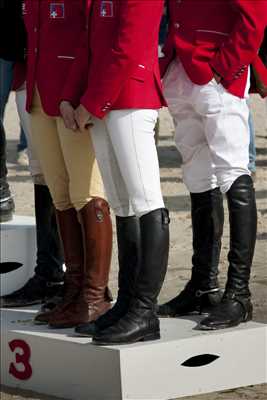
[75,322,98,337]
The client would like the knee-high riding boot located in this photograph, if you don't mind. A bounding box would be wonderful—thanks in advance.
[93,208,170,345]
[158,188,223,317]
[200,175,257,330]
[34,207,83,324]
[49,198,113,329]
[75,215,141,336]
[2,184,64,309]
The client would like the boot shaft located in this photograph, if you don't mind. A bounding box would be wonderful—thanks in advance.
[190,188,224,289]
[226,175,257,296]
[78,198,113,303]
[56,208,84,300]
[134,208,170,307]
[116,215,141,300]
[34,184,64,280]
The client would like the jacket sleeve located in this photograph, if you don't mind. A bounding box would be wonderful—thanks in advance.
[60,0,91,107]
[81,0,164,118]
[60,32,90,108]
[210,0,267,82]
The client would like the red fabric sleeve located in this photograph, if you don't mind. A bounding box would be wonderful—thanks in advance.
[210,0,267,82]
[81,0,164,118]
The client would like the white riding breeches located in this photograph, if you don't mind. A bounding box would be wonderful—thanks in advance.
[90,109,165,217]
[163,60,250,194]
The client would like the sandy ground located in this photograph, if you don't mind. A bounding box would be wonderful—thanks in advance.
[1,93,267,400]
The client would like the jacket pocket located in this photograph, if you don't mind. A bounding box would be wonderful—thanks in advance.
[195,30,229,48]
[130,64,149,82]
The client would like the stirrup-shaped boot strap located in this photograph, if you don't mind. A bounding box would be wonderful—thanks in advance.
[195,287,221,298]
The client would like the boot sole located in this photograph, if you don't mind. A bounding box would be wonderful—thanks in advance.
[198,314,253,331]
[49,324,77,329]
[93,331,161,345]
[34,319,50,326]
[74,331,95,337]
[1,299,43,308]
[158,310,209,318]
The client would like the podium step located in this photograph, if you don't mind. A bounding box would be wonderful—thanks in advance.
[1,307,266,400]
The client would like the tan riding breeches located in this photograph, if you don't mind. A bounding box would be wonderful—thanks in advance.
[30,91,104,211]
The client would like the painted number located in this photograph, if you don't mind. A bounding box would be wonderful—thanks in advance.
[9,339,32,380]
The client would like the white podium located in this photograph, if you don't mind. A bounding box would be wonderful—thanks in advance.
[0,216,36,296]
[1,307,266,400]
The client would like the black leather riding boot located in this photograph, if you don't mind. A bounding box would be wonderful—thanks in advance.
[158,188,223,317]
[1,185,64,307]
[200,175,257,330]
[93,208,170,345]
[75,215,141,336]
[34,184,64,283]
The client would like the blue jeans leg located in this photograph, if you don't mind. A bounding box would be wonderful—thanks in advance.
[0,59,13,182]
[17,126,28,152]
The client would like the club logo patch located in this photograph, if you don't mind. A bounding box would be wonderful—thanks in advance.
[100,1,114,18]
[50,3,65,19]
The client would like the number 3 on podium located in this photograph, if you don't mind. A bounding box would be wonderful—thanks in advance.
[9,339,33,380]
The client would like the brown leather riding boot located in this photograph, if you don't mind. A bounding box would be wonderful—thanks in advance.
[34,208,83,325]
[49,198,113,329]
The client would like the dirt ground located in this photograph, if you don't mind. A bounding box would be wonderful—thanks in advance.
[1,94,266,400]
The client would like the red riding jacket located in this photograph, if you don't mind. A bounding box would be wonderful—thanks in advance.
[161,0,267,98]
[24,0,91,116]
[62,0,166,119]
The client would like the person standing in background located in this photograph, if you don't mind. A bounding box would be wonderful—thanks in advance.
[0,0,65,307]
[62,0,170,345]
[0,0,25,222]
[23,0,113,329]
[159,0,267,330]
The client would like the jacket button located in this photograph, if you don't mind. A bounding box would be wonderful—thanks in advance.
[174,23,180,29]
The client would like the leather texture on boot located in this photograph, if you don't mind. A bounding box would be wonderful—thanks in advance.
[93,208,170,345]
[199,292,253,330]
[1,275,63,308]
[35,208,84,325]
[49,198,113,329]
[225,175,257,296]
[0,178,14,223]
[75,215,141,337]
[199,175,257,330]
[157,282,223,317]
[0,195,15,222]
[93,299,160,345]
[158,188,224,317]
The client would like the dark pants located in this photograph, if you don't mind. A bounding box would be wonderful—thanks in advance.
[0,58,13,195]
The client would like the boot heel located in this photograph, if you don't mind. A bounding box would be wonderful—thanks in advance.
[142,331,161,342]
[244,308,253,322]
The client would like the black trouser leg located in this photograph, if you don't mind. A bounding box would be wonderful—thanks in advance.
[0,120,14,222]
